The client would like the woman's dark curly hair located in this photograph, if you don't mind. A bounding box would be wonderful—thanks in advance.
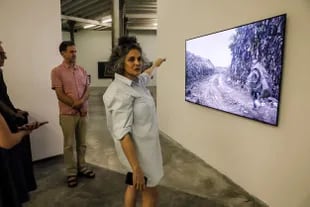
[107,36,143,75]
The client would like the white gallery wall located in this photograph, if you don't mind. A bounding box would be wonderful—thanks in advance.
[63,30,158,86]
[157,0,310,207]
[0,0,63,160]
[129,30,158,64]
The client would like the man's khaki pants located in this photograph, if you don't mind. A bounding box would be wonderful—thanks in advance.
[59,115,87,176]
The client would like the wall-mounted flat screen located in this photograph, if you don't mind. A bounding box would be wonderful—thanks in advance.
[185,14,286,126]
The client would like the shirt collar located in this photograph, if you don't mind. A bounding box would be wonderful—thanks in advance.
[114,73,134,86]
[62,61,77,70]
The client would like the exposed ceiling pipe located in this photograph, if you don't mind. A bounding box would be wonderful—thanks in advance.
[67,20,76,43]
[112,0,126,48]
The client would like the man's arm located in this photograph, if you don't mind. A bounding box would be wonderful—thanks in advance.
[81,85,90,103]
[73,75,90,111]
[54,87,74,107]
[54,86,88,110]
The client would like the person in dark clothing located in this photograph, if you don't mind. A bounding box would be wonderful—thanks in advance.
[0,41,38,206]
[0,111,43,207]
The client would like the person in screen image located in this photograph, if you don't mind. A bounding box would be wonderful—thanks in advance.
[246,61,272,108]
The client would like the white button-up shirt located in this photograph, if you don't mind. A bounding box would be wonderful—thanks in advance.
[103,73,163,187]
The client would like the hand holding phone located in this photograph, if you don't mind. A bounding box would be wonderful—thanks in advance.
[39,121,49,126]
[125,172,148,186]
[18,121,48,131]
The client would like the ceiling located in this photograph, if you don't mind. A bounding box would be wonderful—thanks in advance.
[61,0,157,32]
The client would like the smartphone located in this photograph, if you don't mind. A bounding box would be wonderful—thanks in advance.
[39,121,49,126]
[125,172,147,186]
[18,121,49,130]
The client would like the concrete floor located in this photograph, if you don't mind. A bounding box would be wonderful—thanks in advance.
[24,87,268,207]
[24,156,220,207]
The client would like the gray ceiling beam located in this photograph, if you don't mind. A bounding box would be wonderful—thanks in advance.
[72,2,105,16]
[126,10,156,14]
[84,7,111,19]
[126,13,156,19]
[127,4,157,9]
[126,2,157,13]
[127,8,156,11]
[61,0,157,32]
[88,13,111,22]
[90,25,103,29]
[74,3,109,18]
[97,27,111,31]
[61,15,111,27]
[127,20,157,25]
[84,10,110,20]
[127,25,157,31]
[126,1,156,5]
[62,0,91,13]
[61,0,73,7]
[66,0,105,15]
[90,11,112,21]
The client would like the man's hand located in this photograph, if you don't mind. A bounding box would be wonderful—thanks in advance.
[72,99,83,109]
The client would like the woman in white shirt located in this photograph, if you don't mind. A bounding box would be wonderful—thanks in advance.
[103,36,166,207]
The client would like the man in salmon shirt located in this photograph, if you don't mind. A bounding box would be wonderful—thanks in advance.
[51,41,95,187]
